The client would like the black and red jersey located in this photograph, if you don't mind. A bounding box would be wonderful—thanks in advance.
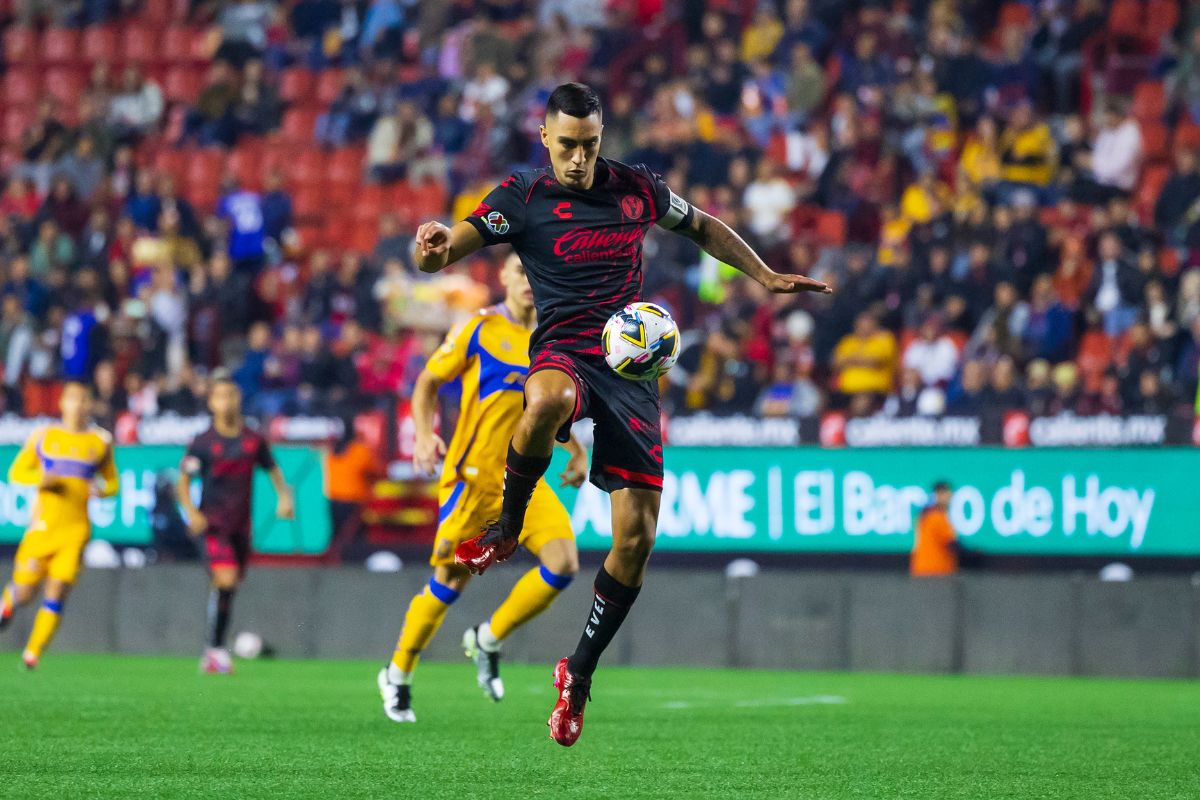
[464,158,693,356]
[181,425,276,534]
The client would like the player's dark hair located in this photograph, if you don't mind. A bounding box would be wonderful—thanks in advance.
[932,480,952,493]
[546,82,602,120]
[209,367,236,386]
[62,380,91,394]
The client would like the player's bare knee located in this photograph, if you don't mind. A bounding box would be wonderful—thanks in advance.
[539,541,579,576]
[435,564,471,592]
[612,529,655,567]
[523,388,574,433]
[13,583,35,604]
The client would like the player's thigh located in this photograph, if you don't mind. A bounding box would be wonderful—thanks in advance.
[520,480,578,574]
[430,482,498,567]
[45,538,85,586]
[588,376,664,494]
[206,531,248,588]
[11,533,51,588]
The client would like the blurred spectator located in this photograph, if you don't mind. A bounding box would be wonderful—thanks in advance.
[969,281,1029,363]
[109,66,165,141]
[217,179,267,271]
[883,367,944,417]
[261,170,294,246]
[38,177,90,236]
[1071,101,1142,204]
[743,159,796,244]
[218,0,275,66]
[371,213,414,273]
[29,221,76,277]
[902,315,959,387]
[910,481,960,577]
[984,356,1024,411]
[91,360,126,430]
[833,312,896,399]
[1023,275,1074,363]
[1085,232,1142,337]
[1129,369,1175,415]
[323,418,385,563]
[367,102,439,184]
[232,60,284,138]
[945,359,989,415]
[315,67,381,147]
[1155,149,1200,247]
[997,101,1056,201]
[183,62,240,148]
[55,137,105,201]
[0,294,34,408]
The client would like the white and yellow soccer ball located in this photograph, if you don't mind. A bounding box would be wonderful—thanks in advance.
[602,302,681,381]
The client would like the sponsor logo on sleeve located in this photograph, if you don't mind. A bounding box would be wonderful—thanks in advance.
[483,210,510,235]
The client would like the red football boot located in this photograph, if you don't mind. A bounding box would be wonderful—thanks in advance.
[548,657,591,747]
[454,522,518,575]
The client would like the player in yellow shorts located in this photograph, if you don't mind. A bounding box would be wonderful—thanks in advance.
[378,252,586,722]
[0,382,118,669]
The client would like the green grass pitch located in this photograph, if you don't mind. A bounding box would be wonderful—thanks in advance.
[0,654,1196,799]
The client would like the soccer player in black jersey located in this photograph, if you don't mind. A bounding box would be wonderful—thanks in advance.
[413,83,830,745]
[177,371,293,674]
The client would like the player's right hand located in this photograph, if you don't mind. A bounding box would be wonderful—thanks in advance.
[415,221,452,270]
[186,510,208,537]
[413,434,447,477]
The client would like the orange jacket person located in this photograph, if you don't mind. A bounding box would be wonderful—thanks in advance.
[911,480,961,577]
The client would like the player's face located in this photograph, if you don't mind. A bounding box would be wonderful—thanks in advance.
[208,382,242,420]
[541,111,603,189]
[935,488,952,508]
[500,257,534,312]
[59,384,92,426]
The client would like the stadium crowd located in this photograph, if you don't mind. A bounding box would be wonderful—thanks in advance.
[1,0,1200,427]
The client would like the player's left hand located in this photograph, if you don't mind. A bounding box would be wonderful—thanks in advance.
[277,492,295,520]
[559,453,588,488]
[761,272,832,294]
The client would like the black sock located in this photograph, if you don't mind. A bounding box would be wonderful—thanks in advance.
[567,567,641,678]
[498,444,551,533]
[207,588,234,649]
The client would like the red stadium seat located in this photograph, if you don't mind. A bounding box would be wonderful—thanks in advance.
[121,24,159,64]
[162,26,205,64]
[279,68,317,106]
[291,148,328,188]
[185,148,225,193]
[226,147,264,191]
[1107,0,1141,38]
[152,148,188,183]
[2,107,34,144]
[1077,330,1113,389]
[81,26,119,65]
[815,210,847,246]
[1131,82,1166,123]
[293,186,327,219]
[1139,121,1169,163]
[1175,119,1200,151]
[43,68,85,106]
[1135,164,1171,221]
[142,0,175,28]
[327,147,365,186]
[280,109,318,144]
[3,70,40,107]
[41,28,81,65]
[163,68,202,102]
[326,181,357,209]
[316,69,346,107]
[1145,0,1180,43]
[998,2,1033,30]
[4,26,37,65]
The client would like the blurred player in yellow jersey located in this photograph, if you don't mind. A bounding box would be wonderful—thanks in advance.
[0,382,118,669]
[378,253,587,723]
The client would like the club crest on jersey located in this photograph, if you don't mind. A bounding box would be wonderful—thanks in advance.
[483,211,510,235]
[620,194,644,221]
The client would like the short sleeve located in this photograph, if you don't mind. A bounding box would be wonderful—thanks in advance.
[464,174,529,245]
[256,436,277,471]
[632,164,694,231]
[424,316,485,382]
[181,436,207,477]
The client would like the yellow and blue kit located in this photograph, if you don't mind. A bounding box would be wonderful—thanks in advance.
[8,424,119,585]
[424,304,573,566]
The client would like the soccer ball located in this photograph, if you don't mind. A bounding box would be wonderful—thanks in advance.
[233,631,264,659]
[602,302,680,381]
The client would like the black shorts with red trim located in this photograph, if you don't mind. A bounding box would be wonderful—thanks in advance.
[204,526,251,572]
[530,348,664,493]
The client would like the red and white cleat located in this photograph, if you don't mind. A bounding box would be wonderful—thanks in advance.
[21,650,37,670]
[548,657,591,747]
[454,522,518,575]
[201,647,234,675]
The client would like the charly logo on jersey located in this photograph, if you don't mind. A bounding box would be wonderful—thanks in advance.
[483,211,510,235]
[620,194,645,221]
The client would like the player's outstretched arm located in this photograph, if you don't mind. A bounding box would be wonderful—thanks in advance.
[8,429,45,487]
[176,468,206,536]
[556,434,588,489]
[268,466,294,520]
[675,207,832,295]
[413,220,485,273]
[93,443,119,498]
[410,368,447,476]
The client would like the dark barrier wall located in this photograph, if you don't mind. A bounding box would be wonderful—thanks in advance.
[3,563,1198,678]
